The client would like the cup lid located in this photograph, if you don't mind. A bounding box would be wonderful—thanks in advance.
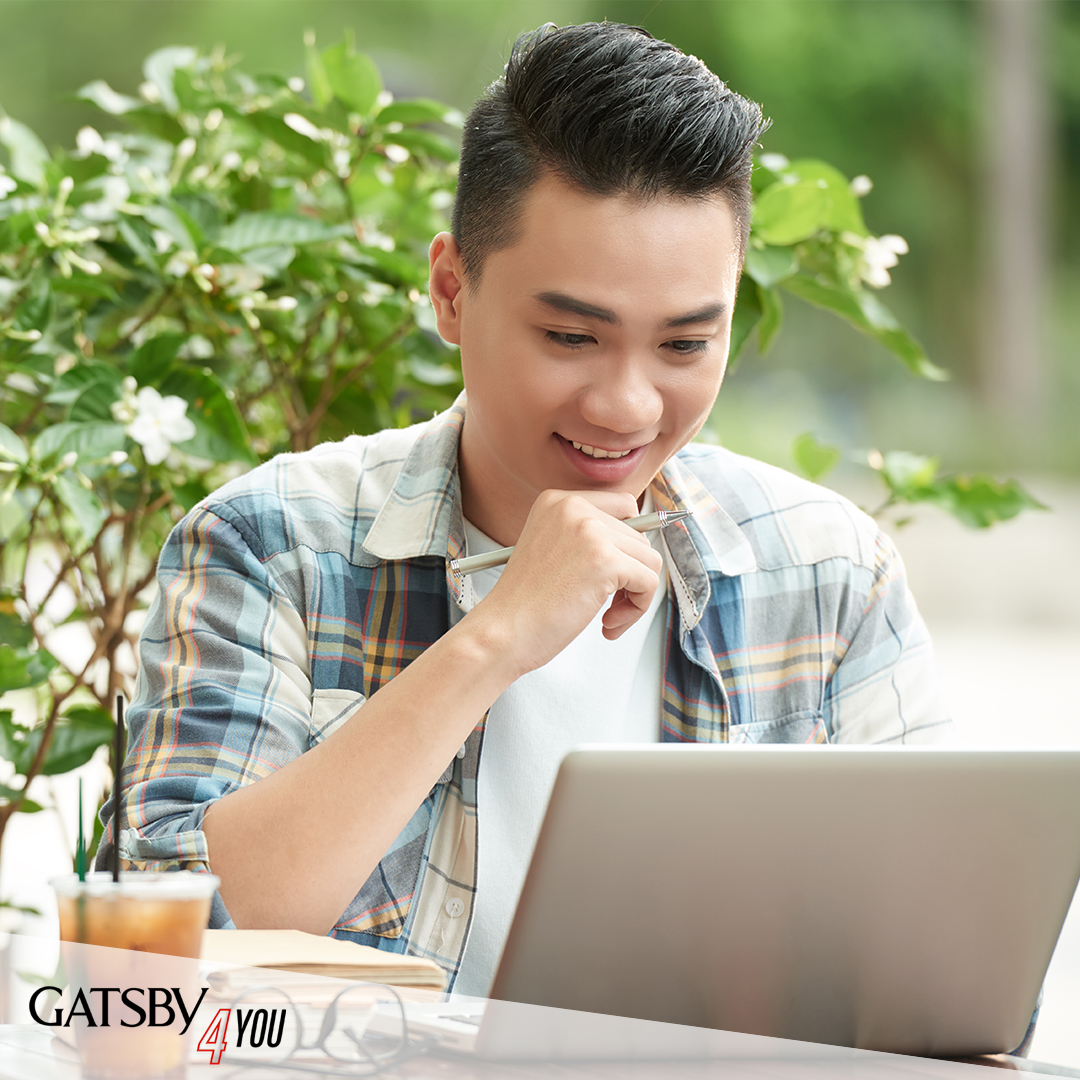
[51,870,221,899]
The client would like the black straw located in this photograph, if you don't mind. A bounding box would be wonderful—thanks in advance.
[75,776,86,882]
[112,695,125,883]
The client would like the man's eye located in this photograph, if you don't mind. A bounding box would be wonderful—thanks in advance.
[545,331,593,349]
[667,340,708,355]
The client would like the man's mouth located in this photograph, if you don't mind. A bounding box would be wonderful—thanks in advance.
[569,440,635,460]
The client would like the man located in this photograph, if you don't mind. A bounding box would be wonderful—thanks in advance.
[102,23,951,997]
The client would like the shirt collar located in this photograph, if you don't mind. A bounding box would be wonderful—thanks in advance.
[362,393,757,626]
[362,392,468,566]
[650,452,758,631]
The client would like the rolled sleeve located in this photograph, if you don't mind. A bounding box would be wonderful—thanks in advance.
[96,503,313,904]
[824,530,953,745]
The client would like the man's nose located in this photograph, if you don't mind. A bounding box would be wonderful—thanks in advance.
[577,356,664,435]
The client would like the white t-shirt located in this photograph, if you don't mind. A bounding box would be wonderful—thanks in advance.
[451,501,668,997]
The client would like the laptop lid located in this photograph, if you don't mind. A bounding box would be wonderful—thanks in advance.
[488,745,1080,1057]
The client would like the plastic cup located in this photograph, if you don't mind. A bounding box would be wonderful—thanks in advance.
[52,871,219,1080]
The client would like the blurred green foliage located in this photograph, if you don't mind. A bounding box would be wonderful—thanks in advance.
[2,1,1078,478]
[0,33,460,885]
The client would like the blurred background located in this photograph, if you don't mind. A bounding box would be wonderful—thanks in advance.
[1,0,1078,1066]
[1,0,1078,476]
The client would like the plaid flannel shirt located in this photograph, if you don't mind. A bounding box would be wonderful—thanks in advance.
[100,394,952,985]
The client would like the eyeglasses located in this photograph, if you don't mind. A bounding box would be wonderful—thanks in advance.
[214,982,438,1076]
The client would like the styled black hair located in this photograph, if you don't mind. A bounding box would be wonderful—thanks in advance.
[452,22,768,280]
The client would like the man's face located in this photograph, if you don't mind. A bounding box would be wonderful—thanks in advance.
[429,173,741,544]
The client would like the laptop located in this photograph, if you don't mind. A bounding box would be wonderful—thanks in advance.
[380,745,1080,1060]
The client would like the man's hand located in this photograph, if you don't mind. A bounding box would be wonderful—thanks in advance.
[466,489,664,680]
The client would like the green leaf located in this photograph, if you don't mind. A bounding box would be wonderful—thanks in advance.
[925,475,1048,529]
[756,283,783,355]
[240,112,327,169]
[792,433,842,481]
[142,46,198,114]
[53,474,107,539]
[407,357,460,387]
[116,216,161,273]
[752,179,831,247]
[46,361,122,406]
[241,244,296,276]
[68,379,121,423]
[158,367,256,465]
[39,705,114,776]
[127,332,188,387]
[0,784,43,812]
[75,80,141,115]
[880,450,940,493]
[305,34,334,110]
[385,128,457,163]
[142,204,198,252]
[13,276,51,333]
[0,644,57,695]
[50,274,120,303]
[377,99,453,126]
[322,39,382,115]
[728,278,762,369]
[32,421,125,465]
[123,108,187,144]
[173,194,222,243]
[780,274,947,381]
[744,245,799,288]
[216,212,350,252]
[0,422,28,465]
[0,117,50,186]
[0,596,31,648]
[784,159,868,236]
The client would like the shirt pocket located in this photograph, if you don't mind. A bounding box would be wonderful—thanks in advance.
[309,687,366,748]
[729,709,829,745]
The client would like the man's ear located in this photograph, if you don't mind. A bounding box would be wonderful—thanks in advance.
[428,232,466,346]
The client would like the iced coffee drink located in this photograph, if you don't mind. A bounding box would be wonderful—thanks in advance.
[53,871,219,1080]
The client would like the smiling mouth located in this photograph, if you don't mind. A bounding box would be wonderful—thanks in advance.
[569,440,635,460]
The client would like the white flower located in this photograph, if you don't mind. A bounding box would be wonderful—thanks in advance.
[0,175,17,198]
[861,234,909,289]
[75,126,125,162]
[125,387,196,464]
[284,113,322,142]
[759,153,790,173]
[102,176,131,206]
[850,174,873,197]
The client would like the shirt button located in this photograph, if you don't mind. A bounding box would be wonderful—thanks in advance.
[456,744,467,760]
[445,897,465,918]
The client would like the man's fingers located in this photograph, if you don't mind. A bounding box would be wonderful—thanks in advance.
[601,589,651,638]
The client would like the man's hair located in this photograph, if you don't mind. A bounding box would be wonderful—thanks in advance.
[452,22,768,281]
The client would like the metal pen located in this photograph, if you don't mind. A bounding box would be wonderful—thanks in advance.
[449,509,693,577]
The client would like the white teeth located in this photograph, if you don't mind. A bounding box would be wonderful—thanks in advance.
[570,440,632,459]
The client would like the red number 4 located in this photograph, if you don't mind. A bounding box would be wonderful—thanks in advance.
[197,1008,231,1064]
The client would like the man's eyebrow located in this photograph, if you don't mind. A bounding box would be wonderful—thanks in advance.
[534,293,727,330]
[534,292,620,325]
[663,303,727,329]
